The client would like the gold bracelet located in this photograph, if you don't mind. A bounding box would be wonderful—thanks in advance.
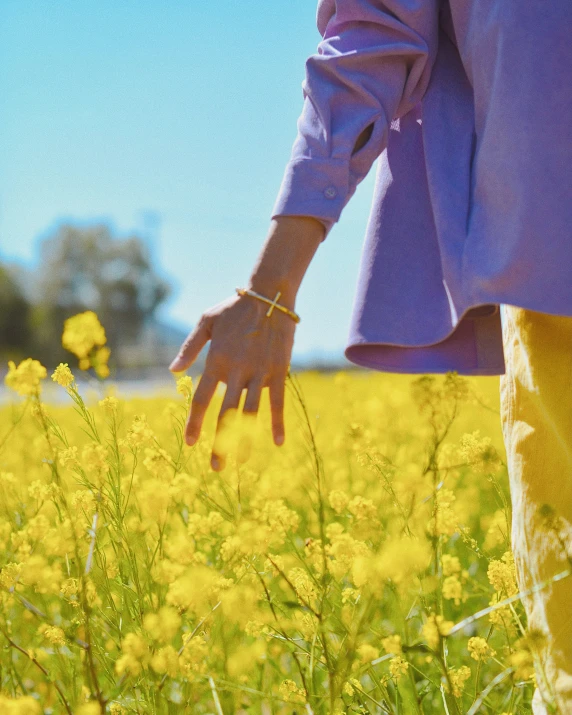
[235,287,301,324]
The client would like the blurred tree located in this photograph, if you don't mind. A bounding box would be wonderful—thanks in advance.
[0,264,31,359]
[32,223,172,364]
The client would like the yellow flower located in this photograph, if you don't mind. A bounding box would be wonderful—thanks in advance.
[256,499,300,544]
[431,488,459,537]
[143,446,172,480]
[126,414,155,447]
[61,578,79,597]
[487,551,518,597]
[59,446,79,469]
[143,606,181,643]
[28,480,58,501]
[178,633,208,676]
[352,535,431,593]
[115,632,150,677]
[278,679,306,704]
[5,359,47,396]
[343,681,355,696]
[422,613,454,650]
[19,554,63,595]
[42,625,66,646]
[488,591,517,632]
[329,490,349,514]
[509,647,535,680]
[288,567,317,603]
[389,655,409,681]
[51,363,74,387]
[99,395,119,413]
[448,665,471,697]
[168,472,199,505]
[176,375,194,401]
[26,514,51,541]
[381,634,402,655]
[482,509,509,550]
[293,611,316,640]
[76,704,102,715]
[71,490,96,513]
[150,645,180,677]
[82,443,108,475]
[0,695,42,714]
[93,346,111,378]
[441,554,462,576]
[62,311,107,360]
[442,574,468,606]
[341,587,360,604]
[356,643,379,663]
[138,478,171,523]
[0,562,22,589]
[458,429,501,473]
[341,677,362,697]
[348,495,378,522]
[468,636,496,661]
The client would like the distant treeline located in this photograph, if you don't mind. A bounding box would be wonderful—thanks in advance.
[0,223,173,368]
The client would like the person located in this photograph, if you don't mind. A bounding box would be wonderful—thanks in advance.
[169,0,572,711]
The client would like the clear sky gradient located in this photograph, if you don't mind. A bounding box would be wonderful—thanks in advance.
[0,0,379,361]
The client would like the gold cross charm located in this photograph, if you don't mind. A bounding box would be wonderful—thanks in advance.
[265,291,282,318]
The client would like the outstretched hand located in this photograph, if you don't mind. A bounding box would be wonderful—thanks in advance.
[169,291,297,471]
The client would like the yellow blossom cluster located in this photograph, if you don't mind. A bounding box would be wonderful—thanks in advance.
[61,310,110,376]
[458,429,502,474]
[430,487,459,537]
[448,665,471,697]
[381,633,402,655]
[175,375,194,401]
[38,623,66,646]
[0,345,539,711]
[422,613,454,650]
[468,636,497,661]
[389,654,409,681]
[278,678,306,704]
[0,695,42,714]
[115,632,151,676]
[441,553,470,605]
[4,359,47,396]
[487,550,519,596]
[51,362,74,387]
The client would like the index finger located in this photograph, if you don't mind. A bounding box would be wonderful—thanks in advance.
[169,316,211,373]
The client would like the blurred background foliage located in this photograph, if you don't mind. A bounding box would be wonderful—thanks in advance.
[0,223,187,374]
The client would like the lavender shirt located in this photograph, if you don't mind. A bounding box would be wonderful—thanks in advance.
[271,0,572,376]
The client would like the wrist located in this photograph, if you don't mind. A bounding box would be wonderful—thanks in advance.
[236,287,301,324]
[245,216,323,311]
[272,215,326,241]
[245,277,298,311]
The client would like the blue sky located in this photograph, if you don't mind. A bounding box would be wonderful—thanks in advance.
[0,0,378,361]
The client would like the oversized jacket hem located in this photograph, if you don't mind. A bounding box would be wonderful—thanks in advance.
[345,301,505,376]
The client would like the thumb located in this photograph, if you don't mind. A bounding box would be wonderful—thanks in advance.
[169,316,211,372]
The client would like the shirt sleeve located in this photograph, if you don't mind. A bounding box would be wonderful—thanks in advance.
[270,0,440,240]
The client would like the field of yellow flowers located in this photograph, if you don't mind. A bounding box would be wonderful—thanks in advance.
[0,312,547,714]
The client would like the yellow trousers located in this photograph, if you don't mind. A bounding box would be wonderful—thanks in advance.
[500,304,572,714]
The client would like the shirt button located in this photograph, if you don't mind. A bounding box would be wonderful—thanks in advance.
[324,186,337,199]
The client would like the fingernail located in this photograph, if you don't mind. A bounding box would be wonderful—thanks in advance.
[169,358,183,371]
[276,434,284,446]
[186,436,196,447]
[211,456,220,470]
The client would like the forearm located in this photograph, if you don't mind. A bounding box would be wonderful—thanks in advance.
[247,216,325,309]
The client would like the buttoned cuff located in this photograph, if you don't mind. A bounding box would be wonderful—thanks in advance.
[270,157,350,240]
